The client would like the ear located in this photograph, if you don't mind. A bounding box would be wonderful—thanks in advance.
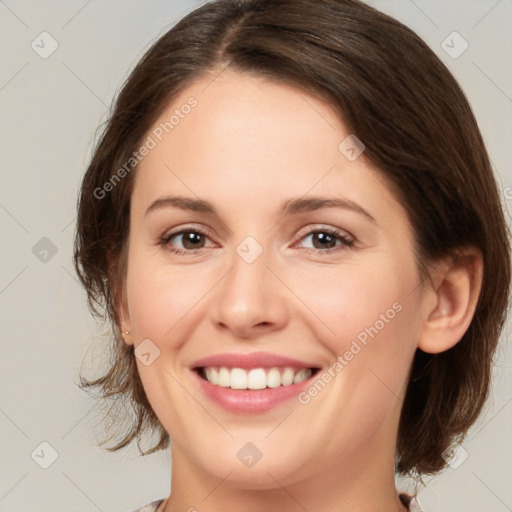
[418,246,483,354]
[108,248,133,346]
[117,285,133,347]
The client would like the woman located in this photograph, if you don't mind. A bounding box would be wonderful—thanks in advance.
[73,0,511,510]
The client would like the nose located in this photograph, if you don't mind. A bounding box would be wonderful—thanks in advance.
[211,243,290,340]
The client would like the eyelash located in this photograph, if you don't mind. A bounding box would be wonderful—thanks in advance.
[158,225,354,256]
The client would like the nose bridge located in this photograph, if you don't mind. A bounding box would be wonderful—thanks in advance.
[212,235,288,336]
[225,237,272,311]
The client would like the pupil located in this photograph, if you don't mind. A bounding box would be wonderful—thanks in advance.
[314,232,335,249]
[184,232,203,249]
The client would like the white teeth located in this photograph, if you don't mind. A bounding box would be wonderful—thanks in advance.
[217,367,230,387]
[266,368,282,388]
[247,368,267,389]
[281,368,295,386]
[202,366,313,390]
[230,368,247,389]
[293,368,312,384]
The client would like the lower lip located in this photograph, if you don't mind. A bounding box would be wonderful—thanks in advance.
[192,369,315,413]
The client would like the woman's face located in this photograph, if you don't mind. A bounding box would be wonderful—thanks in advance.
[121,69,427,487]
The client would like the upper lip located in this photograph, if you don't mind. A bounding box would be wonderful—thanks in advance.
[192,351,317,370]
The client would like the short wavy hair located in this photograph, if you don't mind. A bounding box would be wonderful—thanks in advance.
[73,0,511,477]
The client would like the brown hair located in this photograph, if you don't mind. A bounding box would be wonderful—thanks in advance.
[73,0,511,476]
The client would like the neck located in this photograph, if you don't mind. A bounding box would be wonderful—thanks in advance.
[162,431,408,512]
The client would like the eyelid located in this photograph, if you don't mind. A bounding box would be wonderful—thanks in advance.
[294,223,353,241]
[162,224,215,241]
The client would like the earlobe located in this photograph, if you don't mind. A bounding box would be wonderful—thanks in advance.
[120,315,133,346]
[108,247,133,346]
[418,247,483,354]
[121,328,133,346]
[115,278,133,346]
[119,295,133,346]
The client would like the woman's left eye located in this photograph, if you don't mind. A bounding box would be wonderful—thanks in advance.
[159,226,354,256]
[295,227,354,253]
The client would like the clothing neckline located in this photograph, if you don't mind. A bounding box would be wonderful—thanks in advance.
[152,493,419,512]
[399,492,422,511]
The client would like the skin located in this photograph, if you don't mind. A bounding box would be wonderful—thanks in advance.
[118,69,483,512]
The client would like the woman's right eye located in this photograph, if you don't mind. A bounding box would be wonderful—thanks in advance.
[160,229,215,255]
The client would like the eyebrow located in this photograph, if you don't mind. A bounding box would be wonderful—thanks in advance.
[145,195,377,224]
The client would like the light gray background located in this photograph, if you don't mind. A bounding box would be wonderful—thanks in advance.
[0,1,510,511]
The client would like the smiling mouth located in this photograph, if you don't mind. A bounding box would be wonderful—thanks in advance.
[194,366,320,390]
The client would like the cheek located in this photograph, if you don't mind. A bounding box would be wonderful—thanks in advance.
[125,252,213,341]
[287,253,421,407]
[285,257,416,351]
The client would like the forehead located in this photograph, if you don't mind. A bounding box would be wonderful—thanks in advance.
[139,70,342,175]
[132,69,407,229]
